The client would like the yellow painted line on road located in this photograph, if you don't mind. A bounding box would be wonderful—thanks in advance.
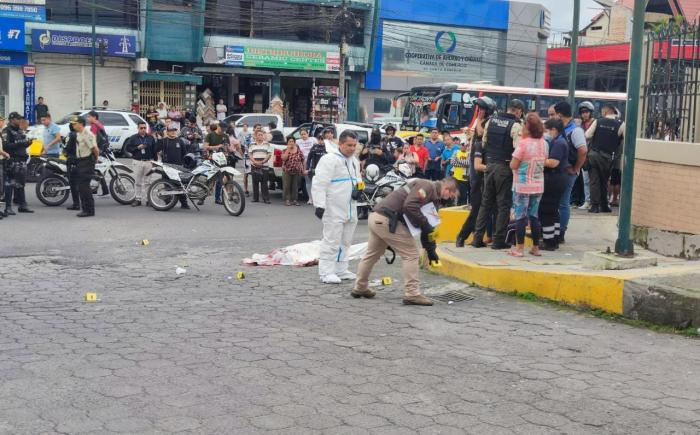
[436,249,625,314]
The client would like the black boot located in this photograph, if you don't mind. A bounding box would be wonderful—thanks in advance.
[456,237,466,248]
[4,204,16,216]
[18,206,34,213]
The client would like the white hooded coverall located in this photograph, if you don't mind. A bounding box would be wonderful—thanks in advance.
[311,151,361,277]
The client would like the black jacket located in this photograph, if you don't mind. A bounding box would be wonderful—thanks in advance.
[125,133,158,160]
[306,143,327,176]
[2,125,29,159]
[158,137,188,165]
[63,132,78,160]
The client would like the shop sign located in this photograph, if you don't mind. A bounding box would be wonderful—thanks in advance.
[224,45,339,72]
[0,3,46,22]
[23,66,36,124]
[0,50,27,65]
[31,29,136,58]
[0,18,25,52]
[2,0,45,4]
[380,20,503,89]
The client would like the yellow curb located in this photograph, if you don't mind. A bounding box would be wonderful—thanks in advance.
[434,248,625,314]
[438,206,532,247]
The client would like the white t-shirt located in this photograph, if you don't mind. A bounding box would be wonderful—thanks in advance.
[157,108,167,119]
[296,137,317,159]
[216,104,227,121]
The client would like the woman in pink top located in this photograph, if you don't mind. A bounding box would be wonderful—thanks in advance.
[508,113,548,257]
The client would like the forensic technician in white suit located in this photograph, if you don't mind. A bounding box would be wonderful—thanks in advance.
[311,131,362,284]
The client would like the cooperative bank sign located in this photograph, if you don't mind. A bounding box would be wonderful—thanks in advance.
[31,29,136,57]
[225,46,339,72]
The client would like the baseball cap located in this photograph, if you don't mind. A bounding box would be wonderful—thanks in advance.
[166,125,178,131]
[8,112,24,120]
[70,115,86,125]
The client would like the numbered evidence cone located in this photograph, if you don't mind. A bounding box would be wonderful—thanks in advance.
[236,272,245,280]
[141,239,150,246]
[84,292,98,302]
[381,277,393,286]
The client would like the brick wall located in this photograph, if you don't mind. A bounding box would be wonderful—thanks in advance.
[632,159,700,234]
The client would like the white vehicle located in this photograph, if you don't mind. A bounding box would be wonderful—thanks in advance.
[221,113,285,135]
[44,110,149,155]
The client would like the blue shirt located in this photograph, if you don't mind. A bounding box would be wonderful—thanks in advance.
[425,139,445,171]
[441,144,458,175]
[43,122,62,155]
[546,134,571,173]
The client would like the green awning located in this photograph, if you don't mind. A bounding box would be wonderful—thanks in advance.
[134,71,203,85]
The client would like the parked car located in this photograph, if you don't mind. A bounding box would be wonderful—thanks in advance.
[221,113,285,133]
[40,110,149,155]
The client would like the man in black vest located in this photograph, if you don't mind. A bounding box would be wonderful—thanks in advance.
[471,99,524,250]
[2,112,33,215]
[158,125,191,209]
[584,104,624,213]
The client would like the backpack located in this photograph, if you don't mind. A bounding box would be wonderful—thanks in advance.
[95,127,110,152]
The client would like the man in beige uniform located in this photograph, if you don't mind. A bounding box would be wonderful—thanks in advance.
[71,117,100,217]
[352,178,457,306]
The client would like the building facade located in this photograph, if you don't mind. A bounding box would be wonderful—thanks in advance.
[359,0,550,121]
[1,0,376,125]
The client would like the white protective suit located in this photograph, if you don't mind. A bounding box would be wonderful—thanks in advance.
[311,150,362,277]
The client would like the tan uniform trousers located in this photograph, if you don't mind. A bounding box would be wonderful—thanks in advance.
[354,212,421,297]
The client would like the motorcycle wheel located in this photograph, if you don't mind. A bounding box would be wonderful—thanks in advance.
[35,174,69,207]
[222,180,245,216]
[148,180,178,211]
[110,174,136,205]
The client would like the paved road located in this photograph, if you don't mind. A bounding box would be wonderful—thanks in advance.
[1,187,699,434]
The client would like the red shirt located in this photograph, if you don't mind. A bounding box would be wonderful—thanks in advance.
[90,120,105,135]
[409,145,430,171]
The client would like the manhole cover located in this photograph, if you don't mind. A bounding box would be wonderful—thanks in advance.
[430,290,475,303]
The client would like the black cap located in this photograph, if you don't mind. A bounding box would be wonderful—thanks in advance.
[385,124,396,132]
[8,112,24,120]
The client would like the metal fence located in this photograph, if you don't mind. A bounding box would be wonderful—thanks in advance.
[642,21,700,142]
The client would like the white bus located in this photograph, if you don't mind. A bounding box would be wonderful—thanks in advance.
[396,82,627,134]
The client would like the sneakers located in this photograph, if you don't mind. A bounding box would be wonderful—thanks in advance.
[578,202,590,210]
[403,295,434,306]
[350,288,376,299]
[337,270,357,281]
[320,274,342,284]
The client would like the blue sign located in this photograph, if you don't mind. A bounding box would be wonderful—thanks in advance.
[0,18,25,52]
[24,75,35,124]
[0,4,46,22]
[31,29,136,58]
[0,50,27,65]
[224,45,244,66]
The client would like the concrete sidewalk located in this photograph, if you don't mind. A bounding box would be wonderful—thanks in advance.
[431,207,700,328]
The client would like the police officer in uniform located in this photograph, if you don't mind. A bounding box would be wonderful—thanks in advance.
[351,178,458,306]
[63,117,81,210]
[471,100,524,249]
[2,112,33,215]
[71,117,100,217]
[584,103,624,213]
[158,124,191,209]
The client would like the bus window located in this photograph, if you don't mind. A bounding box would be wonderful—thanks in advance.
[538,96,560,118]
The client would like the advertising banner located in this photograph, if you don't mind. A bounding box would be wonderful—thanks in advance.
[0,3,45,22]
[380,20,504,90]
[23,71,36,124]
[224,45,339,72]
[31,29,136,57]
[0,18,25,52]
[0,50,27,65]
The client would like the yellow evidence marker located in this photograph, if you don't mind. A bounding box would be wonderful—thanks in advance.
[84,292,98,302]
[141,239,150,246]
[236,272,245,280]
[381,277,393,286]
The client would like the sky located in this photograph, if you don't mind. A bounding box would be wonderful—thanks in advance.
[521,0,601,32]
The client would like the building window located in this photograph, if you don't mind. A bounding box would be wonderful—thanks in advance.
[46,0,139,29]
[205,0,365,45]
[373,98,392,114]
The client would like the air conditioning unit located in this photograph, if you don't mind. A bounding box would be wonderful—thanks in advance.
[134,58,148,72]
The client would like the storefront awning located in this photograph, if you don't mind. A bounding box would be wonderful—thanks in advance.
[193,66,275,76]
[134,71,203,85]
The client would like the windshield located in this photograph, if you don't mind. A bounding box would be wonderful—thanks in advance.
[56,112,82,125]
[225,114,244,125]
[402,88,441,130]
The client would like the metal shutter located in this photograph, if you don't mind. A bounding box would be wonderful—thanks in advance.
[87,67,131,111]
[35,64,82,118]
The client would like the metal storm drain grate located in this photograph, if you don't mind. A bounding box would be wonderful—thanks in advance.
[430,290,475,303]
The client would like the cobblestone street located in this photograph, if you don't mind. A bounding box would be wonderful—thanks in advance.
[1,203,700,434]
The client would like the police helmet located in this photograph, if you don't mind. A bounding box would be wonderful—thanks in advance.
[474,96,497,115]
[578,101,595,114]
[365,164,381,182]
[183,153,197,170]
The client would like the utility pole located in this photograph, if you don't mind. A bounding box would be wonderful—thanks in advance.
[337,0,347,123]
[568,0,580,107]
[91,3,96,108]
[615,0,646,256]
